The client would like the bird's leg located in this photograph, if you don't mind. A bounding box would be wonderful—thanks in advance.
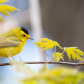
[6,56,13,66]
[6,56,11,61]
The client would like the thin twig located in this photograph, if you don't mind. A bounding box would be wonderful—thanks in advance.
[0,61,84,66]
[75,56,84,70]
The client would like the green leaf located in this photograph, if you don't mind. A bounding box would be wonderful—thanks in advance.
[20,66,84,84]
[0,4,20,21]
[0,16,3,22]
[0,0,8,4]
[64,47,84,61]
[39,64,47,73]
[52,52,64,62]
[34,38,62,51]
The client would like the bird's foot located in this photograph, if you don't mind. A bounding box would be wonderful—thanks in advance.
[6,56,13,66]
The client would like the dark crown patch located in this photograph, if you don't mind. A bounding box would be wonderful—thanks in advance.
[21,27,29,35]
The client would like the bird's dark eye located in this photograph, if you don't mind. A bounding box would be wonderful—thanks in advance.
[23,35,25,37]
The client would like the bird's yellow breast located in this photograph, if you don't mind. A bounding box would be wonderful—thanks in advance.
[0,42,24,57]
[0,27,31,58]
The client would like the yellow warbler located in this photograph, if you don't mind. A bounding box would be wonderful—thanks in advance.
[0,27,32,59]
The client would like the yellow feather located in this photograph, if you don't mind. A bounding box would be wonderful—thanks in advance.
[0,27,32,58]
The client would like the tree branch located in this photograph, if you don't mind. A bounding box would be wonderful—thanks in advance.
[0,61,84,66]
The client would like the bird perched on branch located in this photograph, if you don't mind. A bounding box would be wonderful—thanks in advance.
[0,27,33,61]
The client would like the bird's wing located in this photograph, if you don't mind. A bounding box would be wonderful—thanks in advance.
[0,37,21,48]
